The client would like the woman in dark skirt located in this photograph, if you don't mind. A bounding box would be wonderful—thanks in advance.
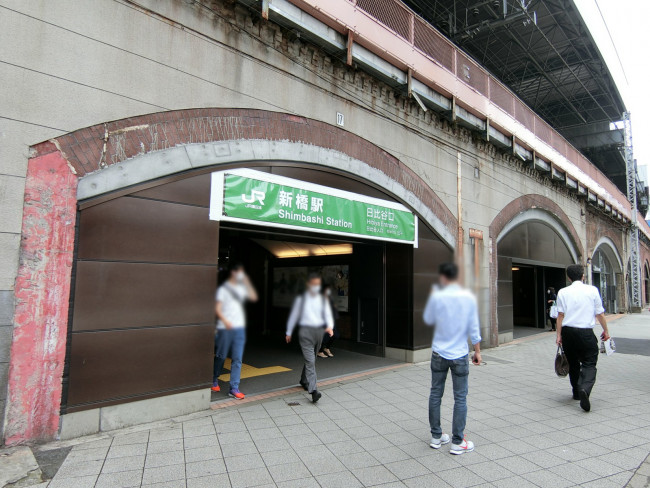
[547,286,557,331]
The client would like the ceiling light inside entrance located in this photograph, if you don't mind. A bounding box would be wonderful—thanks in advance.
[253,239,353,259]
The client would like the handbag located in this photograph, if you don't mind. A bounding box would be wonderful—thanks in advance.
[549,301,558,319]
[555,345,569,377]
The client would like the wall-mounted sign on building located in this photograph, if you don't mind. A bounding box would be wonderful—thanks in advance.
[210,169,417,245]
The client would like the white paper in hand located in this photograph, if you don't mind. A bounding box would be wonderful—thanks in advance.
[603,338,615,356]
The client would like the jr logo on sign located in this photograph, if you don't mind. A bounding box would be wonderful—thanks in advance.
[241,189,266,209]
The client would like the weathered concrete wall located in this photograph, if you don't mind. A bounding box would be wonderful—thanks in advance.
[0,0,644,442]
[4,147,77,445]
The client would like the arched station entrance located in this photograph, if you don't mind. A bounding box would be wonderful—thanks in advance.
[6,109,459,444]
[493,205,580,343]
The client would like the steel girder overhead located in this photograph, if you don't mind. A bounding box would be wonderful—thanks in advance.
[401,1,625,129]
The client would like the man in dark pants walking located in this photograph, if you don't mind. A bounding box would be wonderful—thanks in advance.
[286,273,334,403]
[556,264,610,412]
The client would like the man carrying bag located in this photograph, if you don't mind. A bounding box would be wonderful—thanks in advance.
[556,264,610,412]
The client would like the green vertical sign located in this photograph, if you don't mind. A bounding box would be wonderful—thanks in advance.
[220,173,416,244]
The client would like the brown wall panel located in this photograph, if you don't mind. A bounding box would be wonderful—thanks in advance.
[67,325,213,408]
[72,262,217,331]
[78,197,218,264]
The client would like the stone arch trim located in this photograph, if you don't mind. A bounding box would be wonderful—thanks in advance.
[487,194,584,347]
[489,194,583,258]
[7,108,457,445]
[592,236,623,272]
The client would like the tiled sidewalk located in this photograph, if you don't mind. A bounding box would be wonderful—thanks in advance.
[34,315,650,487]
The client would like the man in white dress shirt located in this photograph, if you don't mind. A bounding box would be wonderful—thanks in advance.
[556,264,610,412]
[286,273,334,403]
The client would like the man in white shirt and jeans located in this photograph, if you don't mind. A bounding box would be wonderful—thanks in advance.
[556,264,610,412]
[286,273,334,403]
[423,263,482,455]
[213,262,258,399]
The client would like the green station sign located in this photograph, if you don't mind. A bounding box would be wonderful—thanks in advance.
[210,169,417,245]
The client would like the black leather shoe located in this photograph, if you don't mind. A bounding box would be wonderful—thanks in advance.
[311,390,322,403]
[579,389,591,412]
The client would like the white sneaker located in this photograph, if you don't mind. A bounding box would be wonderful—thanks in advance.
[429,433,450,449]
[450,439,474,455]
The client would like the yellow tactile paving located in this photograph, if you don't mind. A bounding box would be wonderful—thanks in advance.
[217,358,291,381]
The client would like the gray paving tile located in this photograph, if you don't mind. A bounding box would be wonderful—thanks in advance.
[351,465,399,486]
[327,440,365,456]
[301,457,345,478]
[101,455,146,474]
[228,466,274,488]
[186,474,231,488]
[218,431,253,445]
[149,427,184,442]
[147,439,184,454]
[95,469,143,488]
[225,453,265,472]
[403,474,452,487]
[490,474,540,487]
[494,456,542,476]
[315,470,363,488]
[107,442,148,459]
[112,432,150,446]
[435,466,486,488]
[255,436,291,453]
[340,451,382,470]
[384,459,431,480]
[145,450,185,468]
[185,446,223,463]
[141,480,186,488]
[549,463,601,484]
[260,448,301,466]
[65,446,110,463]
[142,464,186,485]
[48,475,98,488]
[221,441,258,458]
[268,461,312,482]
[183,435,219,450]
[276,476,321,488]
[72,438,113,450]
[54,459,104,478]
[522,469,576,488]
[466,461,514,482]
[186,459,227,478]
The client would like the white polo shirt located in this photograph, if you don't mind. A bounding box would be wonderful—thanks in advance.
[215,282,248,330]
[556,280,605,329]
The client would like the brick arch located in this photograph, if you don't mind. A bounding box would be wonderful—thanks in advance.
[487,194,584,346]
[489,194,583,257]
[7,108,457,445]
[32,108,457,239]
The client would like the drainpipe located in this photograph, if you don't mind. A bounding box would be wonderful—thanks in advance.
[457,151,464,277]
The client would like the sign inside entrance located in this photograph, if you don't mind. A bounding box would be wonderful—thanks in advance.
[210,169,417,245]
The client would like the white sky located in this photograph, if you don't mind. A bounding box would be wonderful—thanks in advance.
[574,0,650,171]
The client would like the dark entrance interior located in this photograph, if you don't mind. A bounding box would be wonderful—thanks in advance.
[212,224,406,400]
[512,264,566,331]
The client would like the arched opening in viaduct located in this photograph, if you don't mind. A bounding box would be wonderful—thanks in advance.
[590,238,624,313]
[490,197,583,344]
[6,109,457,444]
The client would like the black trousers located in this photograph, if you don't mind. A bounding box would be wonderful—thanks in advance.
[561,326,599,396]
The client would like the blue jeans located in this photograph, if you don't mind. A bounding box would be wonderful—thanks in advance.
[429,352,469,445]
[213,328,246,390]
